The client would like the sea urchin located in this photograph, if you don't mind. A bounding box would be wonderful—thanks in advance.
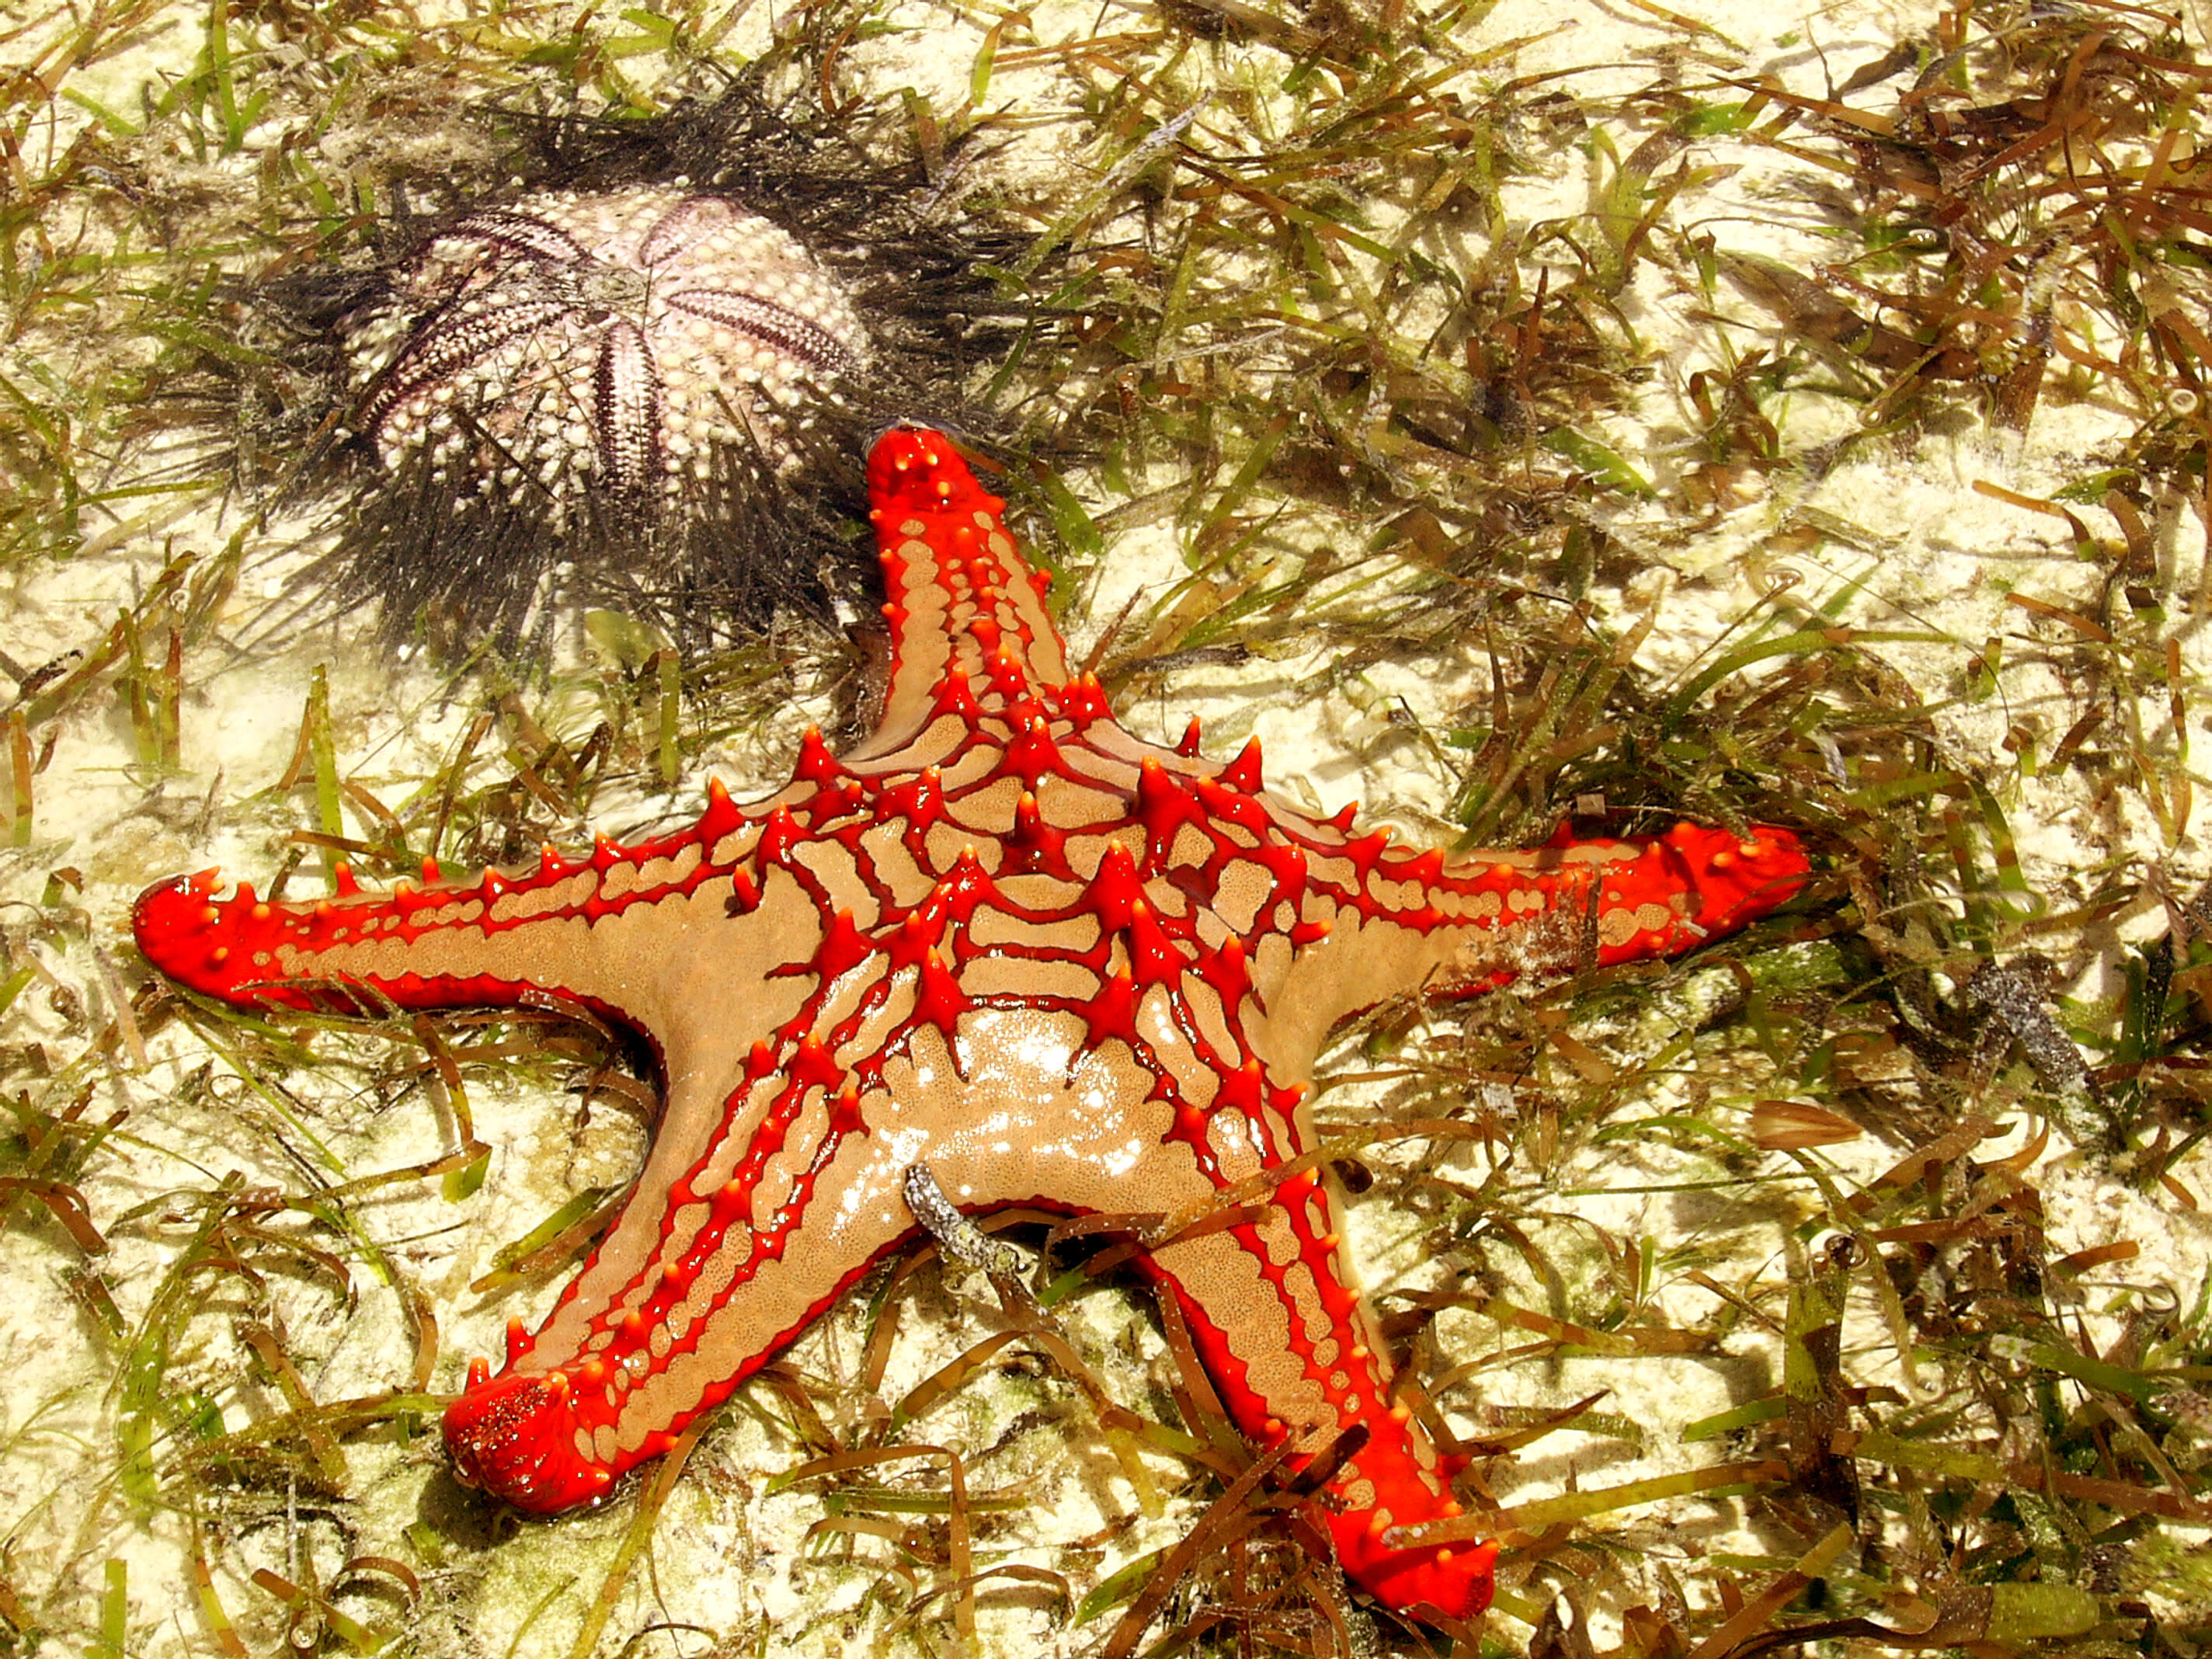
[228,69,1040,654]
[340,186,868,535]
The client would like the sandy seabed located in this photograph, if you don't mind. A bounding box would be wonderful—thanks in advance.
[3,0,2210,1654]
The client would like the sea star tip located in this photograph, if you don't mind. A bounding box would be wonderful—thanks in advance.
[445,1368,604,1514]
[1340,1525,1499,1624]
[866,426,1003,521]
[1652,819,1810,941]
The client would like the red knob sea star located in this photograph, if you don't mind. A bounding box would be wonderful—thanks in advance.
[134,427,1808,1624]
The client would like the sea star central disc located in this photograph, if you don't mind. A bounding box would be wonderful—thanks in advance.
[135,430,1808,1623]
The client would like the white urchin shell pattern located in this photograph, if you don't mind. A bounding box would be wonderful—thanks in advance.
[341,186,869,521]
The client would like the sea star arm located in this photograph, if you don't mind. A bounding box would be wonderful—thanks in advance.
[130,781,806,1042]
[1139,1174,1499,1618]
[840,429,1070,764]
[1245,818,1809,1070]
[442,1066,921,1512]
